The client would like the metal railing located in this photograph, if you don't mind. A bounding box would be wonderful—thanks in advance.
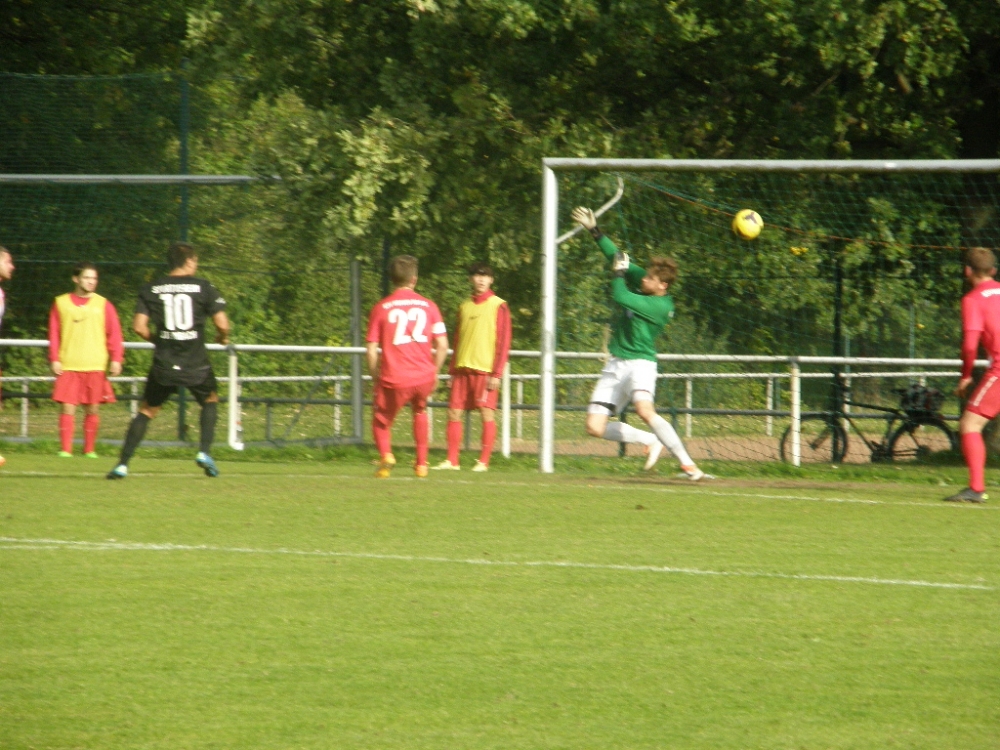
[0,339,977,467]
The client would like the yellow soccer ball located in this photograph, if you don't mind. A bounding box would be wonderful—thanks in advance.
[732,209,764,240]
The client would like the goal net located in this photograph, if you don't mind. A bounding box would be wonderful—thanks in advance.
[538,159,1000,472]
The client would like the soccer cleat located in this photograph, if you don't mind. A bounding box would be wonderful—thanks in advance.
[195,451,220,478]
[680,465,715,481]
[106,464,128,480]
[57,451,72,458]
[471,460,489,473]
[84,452,99,459]
[375,453,396,479]
[431,459,461,471]
[414,465,429,478]
[643,443,664,471]
[943,487,988,503]
[0,454,6,468]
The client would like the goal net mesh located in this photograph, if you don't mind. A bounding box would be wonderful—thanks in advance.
[541,168,1000,465]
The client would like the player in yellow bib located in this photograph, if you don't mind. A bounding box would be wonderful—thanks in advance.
[48,263,124,458]
[433,262,512,472]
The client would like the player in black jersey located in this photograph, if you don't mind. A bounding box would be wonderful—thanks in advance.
[108,243,230,479]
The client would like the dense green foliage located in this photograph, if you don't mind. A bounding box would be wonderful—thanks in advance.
[2,0,999,356]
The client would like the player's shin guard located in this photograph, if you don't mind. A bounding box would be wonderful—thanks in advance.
[373,412,393,458]
[446,420,462,464]
[479,420,497,466]
[648,415,695,466]
[118,413,151,466]
[962,431,987,493]
[59,413,75,453]
[413,411,429,467]
[199,402,218,455]
[83,414,99,454]
[601,420,658,446]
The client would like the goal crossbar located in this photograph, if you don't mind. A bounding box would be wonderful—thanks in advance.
[544,158,1000,173]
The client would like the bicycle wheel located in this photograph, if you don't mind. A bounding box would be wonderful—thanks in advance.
[780,417,848,463]
[887,418,959,462]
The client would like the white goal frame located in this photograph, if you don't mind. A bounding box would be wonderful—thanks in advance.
[539,157,1000,473]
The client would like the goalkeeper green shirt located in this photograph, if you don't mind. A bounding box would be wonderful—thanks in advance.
[595,234,675,362]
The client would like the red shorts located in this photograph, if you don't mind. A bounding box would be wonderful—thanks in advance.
[967,372,1000,419]
[374,379,436,422]
[52,371,116,405]
[449,368,498,411]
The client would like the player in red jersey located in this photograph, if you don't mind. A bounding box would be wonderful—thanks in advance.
[366,255,448,478]
[0,246,14,469]
[946,247,1000,503]
[48,263,125,458]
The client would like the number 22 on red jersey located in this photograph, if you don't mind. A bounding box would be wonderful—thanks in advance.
[368,292,446,388]
[388,306,430,345]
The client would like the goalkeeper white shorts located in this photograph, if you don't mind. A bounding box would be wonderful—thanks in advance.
[587,357,658,415]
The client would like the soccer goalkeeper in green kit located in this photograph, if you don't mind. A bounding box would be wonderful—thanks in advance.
[572,206,708,480]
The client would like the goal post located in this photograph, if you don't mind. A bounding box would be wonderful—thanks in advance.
[539,158,1000,473]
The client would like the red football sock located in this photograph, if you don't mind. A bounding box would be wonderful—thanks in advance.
[59,413,75,453]
[413,411,429,467]
[447,420,462,465]
[479,420,497,465]
[83,414,100,454]
[962,431,987,492]
[372,413,393,458]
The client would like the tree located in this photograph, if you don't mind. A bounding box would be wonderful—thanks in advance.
[0,0,189,74]
[185,0,996,352]
[3,0,998,359]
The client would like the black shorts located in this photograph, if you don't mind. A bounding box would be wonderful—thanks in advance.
[143,368,218,407]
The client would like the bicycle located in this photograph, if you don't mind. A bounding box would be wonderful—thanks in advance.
[779,379,959,464]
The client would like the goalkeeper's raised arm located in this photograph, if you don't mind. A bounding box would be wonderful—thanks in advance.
[571,206,645,285]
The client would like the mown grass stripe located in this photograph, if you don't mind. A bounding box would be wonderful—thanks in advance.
[1,537,991,591]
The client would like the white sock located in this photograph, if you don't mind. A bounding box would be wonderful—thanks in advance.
[602,421,658,446]
[648,415,694,466]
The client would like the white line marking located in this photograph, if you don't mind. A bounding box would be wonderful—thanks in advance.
[0,537,991,591]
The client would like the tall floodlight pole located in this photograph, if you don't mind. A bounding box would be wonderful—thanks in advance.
[177,61,192,441]
[179,59,191,242]
[540,166,559,472]
[350,256,365,441]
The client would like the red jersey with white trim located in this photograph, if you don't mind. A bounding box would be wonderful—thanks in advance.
[367,288,447,388]
[961,279,1000,377]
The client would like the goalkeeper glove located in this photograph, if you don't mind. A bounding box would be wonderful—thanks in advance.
[612,250,630,277]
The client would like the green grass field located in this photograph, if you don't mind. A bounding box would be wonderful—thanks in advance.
[2,448,998,749]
